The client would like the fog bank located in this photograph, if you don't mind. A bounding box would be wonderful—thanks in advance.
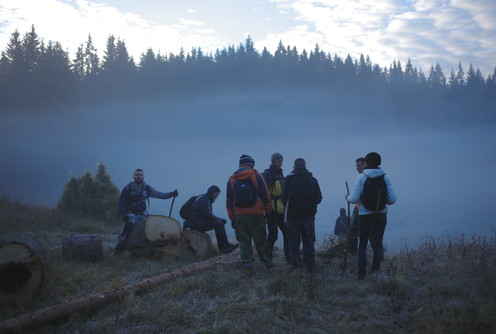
[1,91,494,251]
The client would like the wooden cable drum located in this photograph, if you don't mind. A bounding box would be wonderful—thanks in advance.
[0,237,44,305]
[180,230,212,260]
[127,215,181,258]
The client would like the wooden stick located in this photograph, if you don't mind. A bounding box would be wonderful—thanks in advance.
[342,181,351,272]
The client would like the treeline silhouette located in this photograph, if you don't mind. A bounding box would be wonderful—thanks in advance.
[0,25,495,117]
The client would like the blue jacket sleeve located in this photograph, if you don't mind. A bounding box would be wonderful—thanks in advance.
[385,175,397,205]
[347,174,365,204]
[147,186,174,199]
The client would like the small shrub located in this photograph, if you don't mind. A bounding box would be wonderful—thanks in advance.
[57,162,119,221]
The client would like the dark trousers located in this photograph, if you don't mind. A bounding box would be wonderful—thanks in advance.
[115,212,147,251]
[189,218,230,251]
[267,213,289,262]
[286,216,316,268]
[358,213,387,276]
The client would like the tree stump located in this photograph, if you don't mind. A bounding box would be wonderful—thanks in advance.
[127,215,181,258]
[180,230,212,260]
[62,234,103,262]
[0,234,44,305]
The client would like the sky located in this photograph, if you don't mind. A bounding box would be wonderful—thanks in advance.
[0,0,495,77]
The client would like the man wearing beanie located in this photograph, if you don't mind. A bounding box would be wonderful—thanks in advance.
[346,152,397,280]
[262,153,289,263]
[186,185,238,253]
[227,154,273,271]
[282,158,322,270]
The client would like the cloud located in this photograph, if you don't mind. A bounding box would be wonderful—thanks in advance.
[0,0,494,76]
[0,0,225,60]
[267,0,495,76]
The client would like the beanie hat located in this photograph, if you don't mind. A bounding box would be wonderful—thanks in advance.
[271,152,283,163]
[365,152,381,168]
[239,154,255,167]
[294,158,306,169]
[207,185,221,195]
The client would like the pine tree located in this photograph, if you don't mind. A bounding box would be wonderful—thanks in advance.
[84,34,99,77]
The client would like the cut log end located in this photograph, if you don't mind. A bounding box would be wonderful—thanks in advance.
[0,241,44,305]
[127,215,182,258]
[180,230,212,260]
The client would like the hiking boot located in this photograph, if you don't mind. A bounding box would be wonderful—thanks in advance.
[220,247,234,254]
[356,273,366,280]
[265,261,273,269]
[228,243,239,250]
[243,262,254,271]
[369,267,379,274]
[111,249,123,257]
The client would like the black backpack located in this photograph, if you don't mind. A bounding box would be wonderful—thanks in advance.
[179,195,199,219]
[233,175,258,208]
[290,176,317,204]
[361,174,387,211]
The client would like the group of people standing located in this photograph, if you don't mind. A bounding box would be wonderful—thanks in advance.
[114,151,396,280]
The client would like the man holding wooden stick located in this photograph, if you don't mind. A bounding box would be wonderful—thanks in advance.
[113,168,178,255]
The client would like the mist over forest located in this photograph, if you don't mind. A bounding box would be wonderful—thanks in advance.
[1,26,495,251]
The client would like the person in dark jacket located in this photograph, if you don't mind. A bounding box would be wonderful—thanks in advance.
[262,152,289,263]
[334,208,349,242]
[349,157,366,254]
[113,168,178,255]
[187,185,238,253]
[282,158,322,270]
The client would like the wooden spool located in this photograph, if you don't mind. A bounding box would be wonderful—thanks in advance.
[62,234,103,262]
[0,235,44,305]
[180,230,212,260]
[127,215,181,258]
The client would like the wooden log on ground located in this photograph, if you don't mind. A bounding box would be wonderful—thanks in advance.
[0,249,240,334]
[0,233,45,306]
[180,230,212,260]
[62,234,103,262]
[127,215,181,258]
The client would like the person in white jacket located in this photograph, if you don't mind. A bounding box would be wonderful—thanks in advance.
[346,152,397,280]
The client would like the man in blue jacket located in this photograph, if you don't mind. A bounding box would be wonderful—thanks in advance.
[186,185,238,253]
[346,152,397,280]
[113,168,178,255]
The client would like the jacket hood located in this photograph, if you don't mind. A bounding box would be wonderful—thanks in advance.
[363,168,385,178]
[232,166,256,180]
[286,168,312,180]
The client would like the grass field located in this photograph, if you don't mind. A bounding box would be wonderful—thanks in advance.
[1,196,495,333]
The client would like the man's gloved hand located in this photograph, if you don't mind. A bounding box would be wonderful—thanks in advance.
[221,218,227,225]
[170,189,179,197]
[122,215,130,223]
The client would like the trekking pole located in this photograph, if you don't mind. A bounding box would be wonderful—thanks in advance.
[342,181,351,272]
[168,192,177,217]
